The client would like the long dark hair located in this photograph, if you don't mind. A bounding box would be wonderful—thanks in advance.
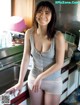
[33,1,57,40]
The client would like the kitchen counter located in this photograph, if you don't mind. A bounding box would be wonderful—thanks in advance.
[0,44,23,59]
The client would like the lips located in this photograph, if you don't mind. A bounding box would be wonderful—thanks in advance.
[39,18,47,23]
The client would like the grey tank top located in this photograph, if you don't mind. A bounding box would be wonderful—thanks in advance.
[30,31,61,80]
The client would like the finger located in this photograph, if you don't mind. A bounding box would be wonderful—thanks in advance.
[32,85,38,92]
[17,89,21,96]
[6,88,15,94]
[13,92,16,97]
[32,86,36,92]
[34,86,37,92]
[36,86,38,92]
[6,88,12,93]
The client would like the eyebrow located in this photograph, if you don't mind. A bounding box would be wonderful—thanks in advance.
[38,6,51,12]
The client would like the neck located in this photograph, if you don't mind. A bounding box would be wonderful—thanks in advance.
[37,25,47,37]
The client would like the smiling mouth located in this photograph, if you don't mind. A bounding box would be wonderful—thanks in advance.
[39,19,47,22]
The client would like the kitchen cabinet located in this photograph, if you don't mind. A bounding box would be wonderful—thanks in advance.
[60,62,78,103]
[60,63,69,103]
[67,64,78,96]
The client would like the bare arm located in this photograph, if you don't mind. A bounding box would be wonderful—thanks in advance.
[39,31,65,79]
[6,29,31,93]
[18,29,31,85]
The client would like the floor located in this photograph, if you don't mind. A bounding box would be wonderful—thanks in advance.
[60,87,80,105]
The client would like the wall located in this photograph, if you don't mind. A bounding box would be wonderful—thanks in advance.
[54,3,80,45]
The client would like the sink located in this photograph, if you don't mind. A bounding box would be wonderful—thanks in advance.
[0,64,30,94]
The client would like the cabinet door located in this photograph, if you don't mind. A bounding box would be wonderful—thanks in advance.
[67,66,78,96]
[60,64,69,103]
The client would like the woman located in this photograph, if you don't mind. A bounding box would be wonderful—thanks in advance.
[6,1,65,105]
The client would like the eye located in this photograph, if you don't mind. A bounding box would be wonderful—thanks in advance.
[37,10,42,13]
[45,11,50,15]
[45,12,49,14]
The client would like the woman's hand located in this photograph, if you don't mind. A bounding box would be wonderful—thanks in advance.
[32,74,42,92]
[5,83,23,96]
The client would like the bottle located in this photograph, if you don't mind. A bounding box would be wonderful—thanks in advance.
[1,31,6,48]
[5,31,12,47]
[1,31,12,48]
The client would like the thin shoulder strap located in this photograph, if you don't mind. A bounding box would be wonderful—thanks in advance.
[54,33,56,50]
[53,33,56,61]
[29,29,34,45]
[29,29,35,55]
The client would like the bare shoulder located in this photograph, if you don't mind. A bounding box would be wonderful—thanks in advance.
[55,31,65,42]
[25,28,34,35]
[25,28,34,39]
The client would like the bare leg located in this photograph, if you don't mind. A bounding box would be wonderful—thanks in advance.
[44,92,61,105]
[28,87,44,105]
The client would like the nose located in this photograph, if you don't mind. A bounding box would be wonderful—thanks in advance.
[40,12,45,18]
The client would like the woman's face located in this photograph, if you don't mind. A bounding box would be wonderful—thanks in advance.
[36,6,52,26]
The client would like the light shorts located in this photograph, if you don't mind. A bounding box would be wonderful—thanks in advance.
[28,72,63,95]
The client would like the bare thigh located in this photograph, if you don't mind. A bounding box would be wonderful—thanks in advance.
[28,87,44,105]
[28,73,44,105]
[44,92,61,105]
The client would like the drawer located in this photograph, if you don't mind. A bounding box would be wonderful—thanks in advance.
[60,90,68,103]
[67,83,76,96]
[62,80,68,92]
[61,71,68,81]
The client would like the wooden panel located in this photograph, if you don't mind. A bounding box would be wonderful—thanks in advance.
[12,0,35,28]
